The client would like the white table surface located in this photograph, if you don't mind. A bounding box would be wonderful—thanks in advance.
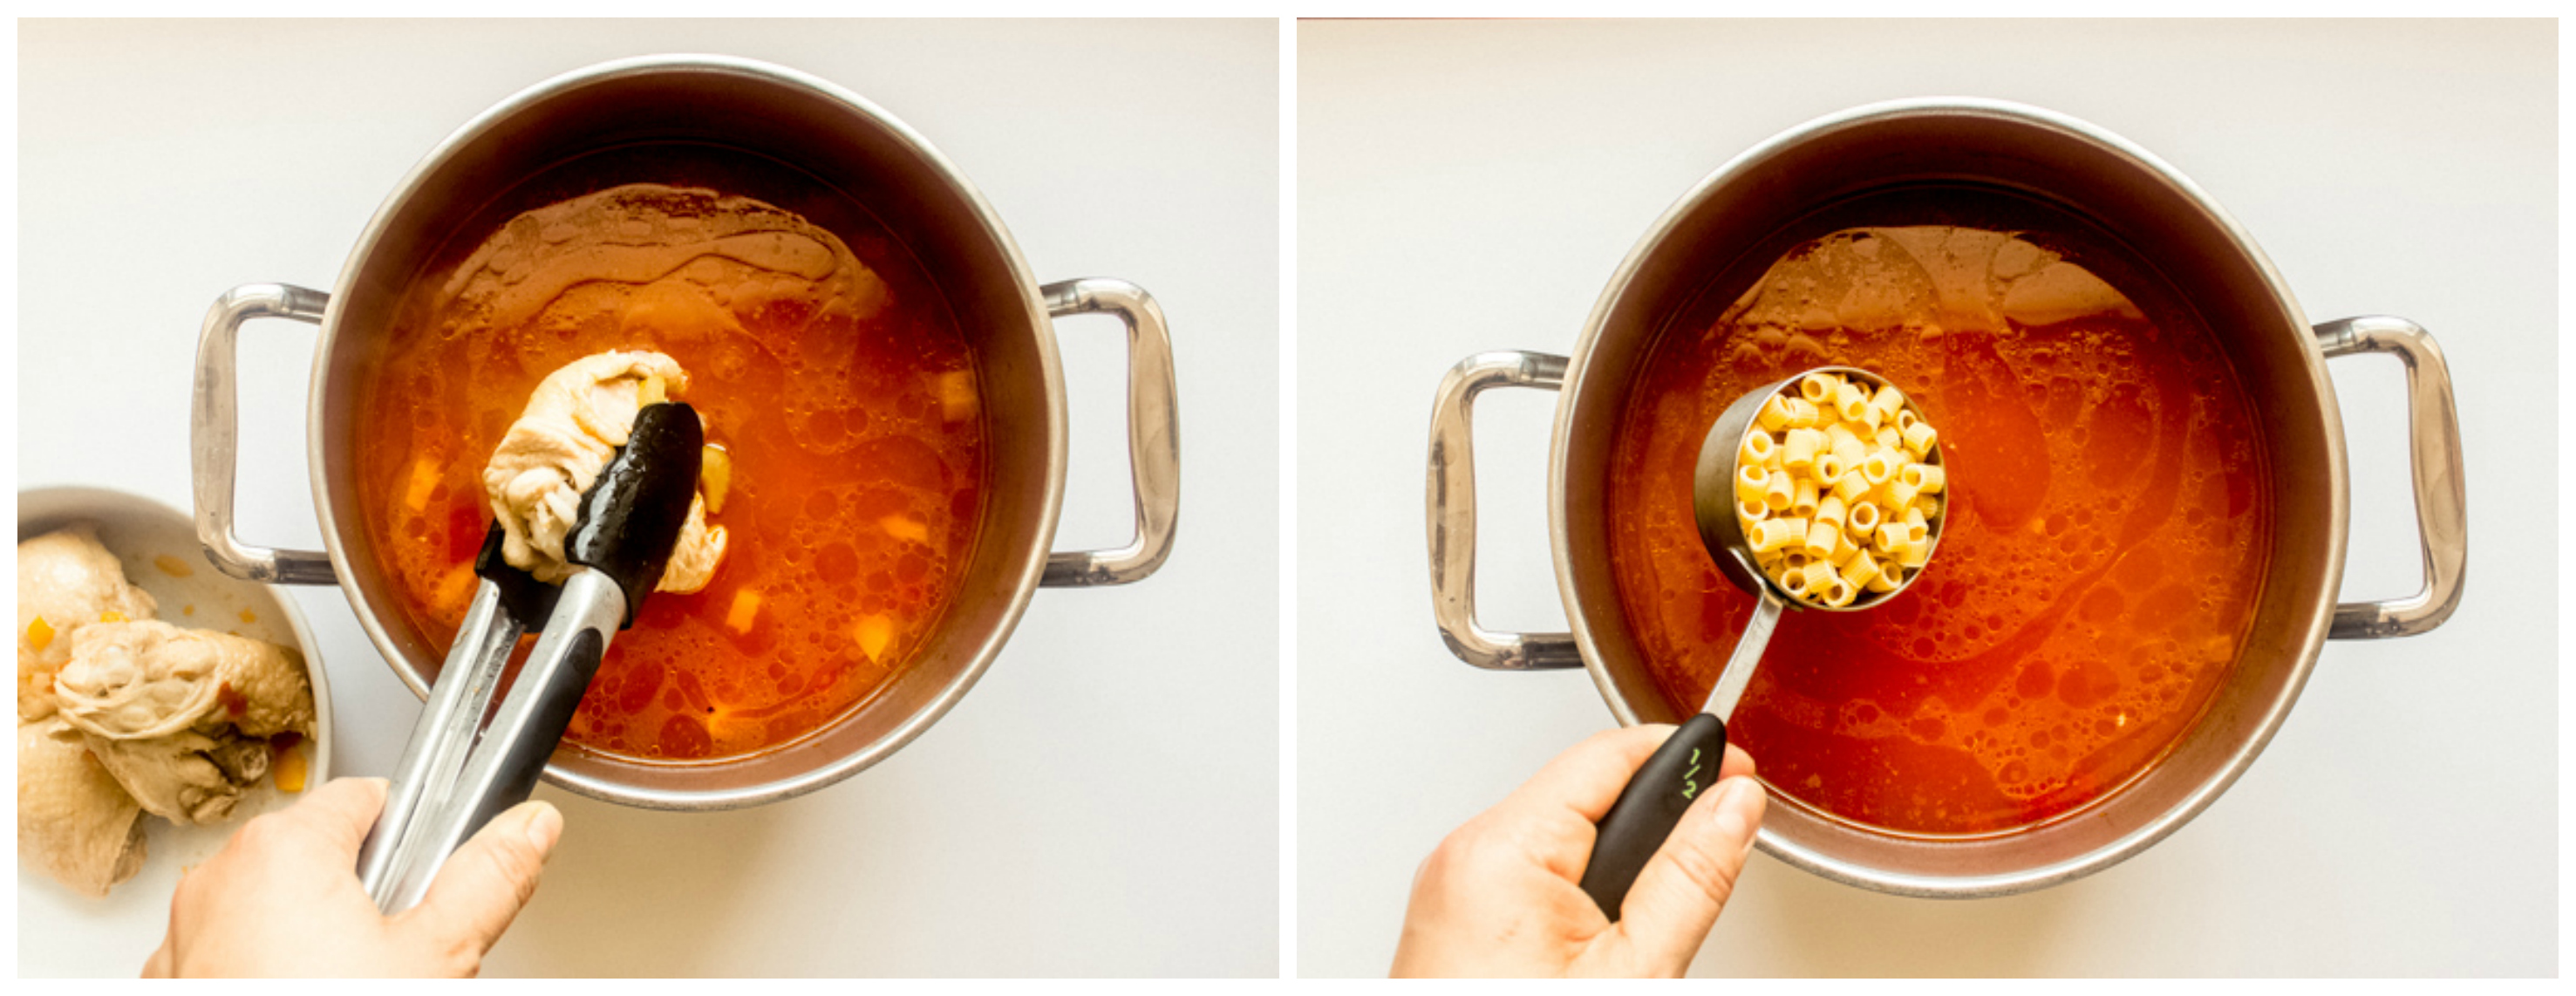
[1297,19,2554,977]
[19,18,1280,977]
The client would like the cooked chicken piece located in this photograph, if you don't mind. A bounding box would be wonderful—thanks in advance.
[52,620,314,741]
[18,717,147,897]
[483,350,729,592]
[659,494,726,593]
[85,728,271,825]
[17,525,159,722]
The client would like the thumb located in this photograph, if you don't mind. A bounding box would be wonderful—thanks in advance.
[1609,774,1766,973]
[400,801,562,964]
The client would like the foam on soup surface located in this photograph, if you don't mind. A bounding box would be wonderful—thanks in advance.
[356,158,985,764]
[1606,186,2273,836]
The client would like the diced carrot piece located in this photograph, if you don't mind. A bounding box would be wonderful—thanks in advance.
[702,445,733,515]
[936,370,978,422]
[25,617,53,651]
[726,590,761,633]
[854,616,893,661]
[403,456,440,513]
[432,566,477,616]
[99,611,126,624]
[272,745,308,793]
[880,515,929,545]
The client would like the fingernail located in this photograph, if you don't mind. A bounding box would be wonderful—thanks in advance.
[522,802,563,856]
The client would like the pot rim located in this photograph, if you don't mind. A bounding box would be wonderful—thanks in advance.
[305,53,1066,810]
[1545,96,2349,897]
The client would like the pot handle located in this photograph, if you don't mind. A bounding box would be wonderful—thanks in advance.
[191,283,339,585]
[2316,316,2465,638]
[1038,278,1179,587]
[1427,351,1583,670]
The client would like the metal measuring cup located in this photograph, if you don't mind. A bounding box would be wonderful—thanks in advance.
[1578,365,1947,918]
[1688,365,1948,690]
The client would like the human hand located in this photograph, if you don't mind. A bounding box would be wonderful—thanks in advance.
[143,777,562,978]
[1392,726,1765,978]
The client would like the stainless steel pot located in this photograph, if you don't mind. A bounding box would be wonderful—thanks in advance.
[191,55,1179,810]
[1427,98,2464,897]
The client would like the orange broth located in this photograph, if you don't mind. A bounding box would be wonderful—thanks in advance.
[355,147,985,763]
[1605,186,2273,836]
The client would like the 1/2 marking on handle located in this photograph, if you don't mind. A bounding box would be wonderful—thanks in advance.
[1578,713,1730,919]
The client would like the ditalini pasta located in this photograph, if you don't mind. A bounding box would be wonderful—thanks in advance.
[1735,464,1770,506]
[1902,420,1938,460]
[1735,370,1946,608]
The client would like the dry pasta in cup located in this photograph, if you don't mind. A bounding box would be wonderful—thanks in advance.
[1730,369,1946,609]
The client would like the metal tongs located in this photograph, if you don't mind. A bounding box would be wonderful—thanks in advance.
[356,402,705,912]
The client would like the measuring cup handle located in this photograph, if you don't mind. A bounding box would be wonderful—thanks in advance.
[1578,713,1731,920]
[1704,592,1784,720]
[1578,589,1780,918]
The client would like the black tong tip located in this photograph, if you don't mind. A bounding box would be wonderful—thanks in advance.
[474,402,705,630]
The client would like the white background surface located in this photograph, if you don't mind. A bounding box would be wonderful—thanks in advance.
[1298,19,2553,976]
[19,19,1279,977]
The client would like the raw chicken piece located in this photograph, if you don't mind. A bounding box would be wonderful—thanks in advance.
[17,525,158,721]
[18,717,147,897]
[86,728,271,825]
[483,350,729,592]
[52,620,315,741]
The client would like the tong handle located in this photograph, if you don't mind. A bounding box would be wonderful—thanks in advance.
[373,572,625,912]
[358,581,521,902]
[362,401,699,910]
[461,627,603,838]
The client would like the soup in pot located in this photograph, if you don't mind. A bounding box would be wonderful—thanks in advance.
[1605,185,2274,836]
[354,146,987,763]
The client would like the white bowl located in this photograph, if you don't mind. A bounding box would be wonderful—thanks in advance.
[17,486,335,967]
